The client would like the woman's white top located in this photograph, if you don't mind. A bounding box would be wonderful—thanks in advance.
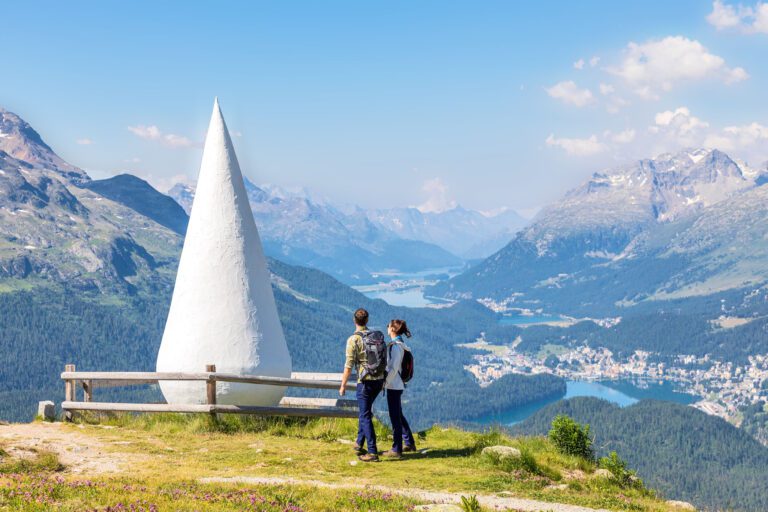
[385,338,410,391]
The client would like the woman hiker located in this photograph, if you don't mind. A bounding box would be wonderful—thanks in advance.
[380,318,417,459]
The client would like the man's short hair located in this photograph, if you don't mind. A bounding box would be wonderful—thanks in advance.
[354,308,369,327]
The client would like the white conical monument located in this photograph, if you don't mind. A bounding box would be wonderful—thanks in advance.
[156,98,292,406]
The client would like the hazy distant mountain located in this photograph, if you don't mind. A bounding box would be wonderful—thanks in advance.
[169,181,462,284]
[366,206,528,258]
[169,184,528,278]
[431,148,768,313]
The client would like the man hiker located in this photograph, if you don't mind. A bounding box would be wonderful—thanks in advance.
[339,308,387,462]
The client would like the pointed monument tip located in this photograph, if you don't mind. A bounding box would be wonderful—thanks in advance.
[210,97,225,127]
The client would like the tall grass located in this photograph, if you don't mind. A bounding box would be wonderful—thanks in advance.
[72,411,387,441]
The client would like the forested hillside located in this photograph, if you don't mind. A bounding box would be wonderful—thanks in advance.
[512,397,768,511]
[0,258,565,428]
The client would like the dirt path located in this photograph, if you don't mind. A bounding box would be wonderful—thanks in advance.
[0,422,144,475]
[199,476,612,512]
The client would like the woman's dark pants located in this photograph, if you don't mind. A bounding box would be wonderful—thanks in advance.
[386,388,416,453]
[356,379,384,454]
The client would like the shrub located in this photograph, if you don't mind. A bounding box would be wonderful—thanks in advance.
[547,414,594,460]
[599,451,643,489]
[483,446,540,475]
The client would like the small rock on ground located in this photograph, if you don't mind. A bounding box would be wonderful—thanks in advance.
[481,445,521,459]
[414,505,463,511]
[666,500,696,511]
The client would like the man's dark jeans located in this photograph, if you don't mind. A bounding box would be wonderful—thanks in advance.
[356,379,384,454]
[386,389,416,453]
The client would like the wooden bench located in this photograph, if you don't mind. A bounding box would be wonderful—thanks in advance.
[60,364,358,420]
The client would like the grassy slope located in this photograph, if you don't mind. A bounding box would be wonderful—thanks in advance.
[0,414,681,512]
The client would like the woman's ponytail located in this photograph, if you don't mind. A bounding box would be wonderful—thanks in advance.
[389,319,412,338]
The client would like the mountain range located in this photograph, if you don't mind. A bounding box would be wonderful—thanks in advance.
[169,181,460,284]
[169,182,528,283]
[365,205,528,259]
[431,148,768,316]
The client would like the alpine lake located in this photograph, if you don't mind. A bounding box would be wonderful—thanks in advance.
[356,267,700,426]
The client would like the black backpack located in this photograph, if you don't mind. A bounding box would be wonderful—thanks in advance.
[390,342,415,384]
[357,330,387,379]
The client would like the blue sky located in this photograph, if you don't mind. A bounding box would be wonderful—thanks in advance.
[3,1,767,213]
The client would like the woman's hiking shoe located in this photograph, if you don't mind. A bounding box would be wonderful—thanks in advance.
[380,450,403,460]
[353,443,365,455]
[402,444,417,453]
[358,453,379,462]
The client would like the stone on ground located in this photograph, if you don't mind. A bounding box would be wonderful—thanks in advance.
[593,468,613,479]
[37,401,55,421]
[666,500,696,510]
[481,445,521,459]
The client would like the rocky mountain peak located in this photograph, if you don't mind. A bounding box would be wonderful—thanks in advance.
[566,148,753,223]
[0,107,90,185]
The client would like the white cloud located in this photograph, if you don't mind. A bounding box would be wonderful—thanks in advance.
[651,107,710,147]
[599,83,615,95]
[754,3,768,32]
[127,125,194,148]
[417,178,457,213]
[722,122,768,147]
[545,80,595,107]
[644,106,768,156]
[589,56,600,67]
[76,138,93,145]
[128,125,161,139]
[596,82,628,113]
[609,36,748,98]
[608,129,636,144]
[703,123,768,151]
[707,0,744,29]
[706,1,768,33]
[725,66,750,84]
[654,107,709,133]
[545,134,607,156]
[573,58,585,70]
[703,133,736,150]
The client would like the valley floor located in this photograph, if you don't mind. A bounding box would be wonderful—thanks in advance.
[0,416,689,511]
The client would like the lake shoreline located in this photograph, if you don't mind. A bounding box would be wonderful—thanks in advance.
[473,379,699,426]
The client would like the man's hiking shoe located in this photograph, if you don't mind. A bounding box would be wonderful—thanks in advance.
[358,453,379,462]
[380,450,403,460]
[353,443,365,455]
[403,444,417,453]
